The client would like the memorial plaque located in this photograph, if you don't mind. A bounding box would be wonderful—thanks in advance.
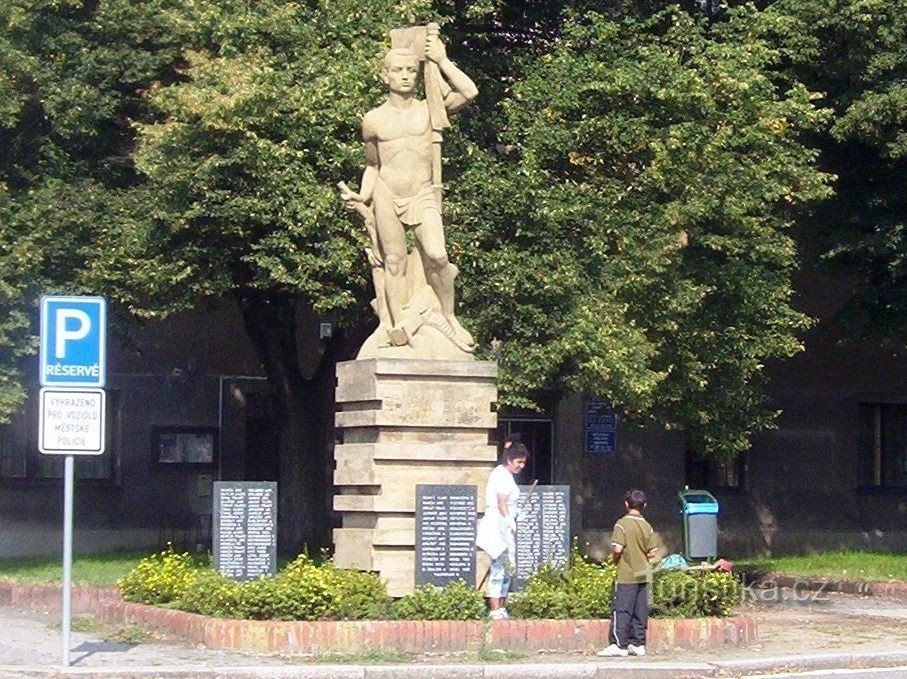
[213,481,277,580]
[415,484,477,587]
[513,484,570,590]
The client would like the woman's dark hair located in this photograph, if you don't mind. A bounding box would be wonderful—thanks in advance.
[503,441,529,463]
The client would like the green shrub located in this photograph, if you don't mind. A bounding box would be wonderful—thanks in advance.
[509,546,616,619]
[507,563,574,619]
[332,567,393,620]
[118,550,389,621]
[236,554,339,621]
[694,570,742,617]
[651,569,742,618]
[176,570,243,618]
[117,545,202,605]
[650,570,699,618]
[510,544,741,620]
[393,580,486,620]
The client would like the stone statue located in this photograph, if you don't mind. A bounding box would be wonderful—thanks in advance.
[339,23,478,360]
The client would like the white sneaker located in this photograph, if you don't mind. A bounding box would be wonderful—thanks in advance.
[596,644,628,657]
[628,644,646,656]
[489,608,509,620]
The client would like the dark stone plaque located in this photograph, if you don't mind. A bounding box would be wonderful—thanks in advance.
[415,484,477,587]
[213,481,277,580]
[513,484,571,590]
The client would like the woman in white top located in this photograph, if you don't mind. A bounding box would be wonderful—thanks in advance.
[481,440,528,619]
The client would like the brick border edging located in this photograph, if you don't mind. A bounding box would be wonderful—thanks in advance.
[95,600,757,655]
[744,574,907,601]
[0,581,756,655]
[0,581,120,613]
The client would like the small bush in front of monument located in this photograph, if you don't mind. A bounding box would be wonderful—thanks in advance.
[333,567,394,620]
[176,570,243,618]
[393,580,486,620]
[508,545,741,620]
[117,544,204,605]
[508,546,616,619]
[234,554,392,621]
[118,551,391,621]
[651,569,742,618]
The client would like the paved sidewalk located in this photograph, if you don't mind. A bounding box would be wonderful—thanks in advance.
[2,589,907,678]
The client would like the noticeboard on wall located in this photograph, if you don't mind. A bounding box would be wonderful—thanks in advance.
[153,426,218,467]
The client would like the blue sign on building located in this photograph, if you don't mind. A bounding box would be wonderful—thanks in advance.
[40,296,107,388]
[584,400,617,454]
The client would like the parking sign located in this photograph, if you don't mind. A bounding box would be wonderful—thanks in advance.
[40,296,106,388]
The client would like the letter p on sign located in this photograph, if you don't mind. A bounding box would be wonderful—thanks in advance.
[40,296,107,388]
[55,309,91,358]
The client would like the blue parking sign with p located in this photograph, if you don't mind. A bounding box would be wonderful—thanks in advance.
[40,296,106,388]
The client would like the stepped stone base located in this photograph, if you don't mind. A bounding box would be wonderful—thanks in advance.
[332,358,499,596]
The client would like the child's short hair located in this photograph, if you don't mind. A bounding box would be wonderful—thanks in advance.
[503,441,529,463]
[624,489,647,510]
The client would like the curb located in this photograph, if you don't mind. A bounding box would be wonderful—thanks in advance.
[6,654,907,679]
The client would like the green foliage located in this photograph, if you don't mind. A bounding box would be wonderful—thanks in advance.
[175,570,244,618]
[117,545,203,605]
[651,569,742,618]
[392,580,486,620]
[509,546,740,619]
[333,566,395,621]
[766,0,907,342]
[508,548,616,619]
[453,5,831,457]
[117,552,390,621]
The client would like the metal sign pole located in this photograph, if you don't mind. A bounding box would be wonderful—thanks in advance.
[62,454,74,667]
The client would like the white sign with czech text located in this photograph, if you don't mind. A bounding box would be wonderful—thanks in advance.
[39,388,106,455]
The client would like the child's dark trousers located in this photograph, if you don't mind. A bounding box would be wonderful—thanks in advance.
[609,582,649,648]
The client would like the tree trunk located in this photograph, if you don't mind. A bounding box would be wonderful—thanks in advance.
[234,290,363,555]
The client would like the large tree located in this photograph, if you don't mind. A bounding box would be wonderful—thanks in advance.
[450,5,832,457]
[766,0,907,341]
[2,0,835,551]
[0,0,192,419]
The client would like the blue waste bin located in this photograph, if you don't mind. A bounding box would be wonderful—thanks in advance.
[678,489,719,561]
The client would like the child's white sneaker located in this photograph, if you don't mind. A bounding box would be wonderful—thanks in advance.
[628,644,646,656]
[489,608,509,620]
[596,644,628,657]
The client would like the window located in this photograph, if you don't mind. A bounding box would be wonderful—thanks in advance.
[859,403,907,489]
[153,426,218,467]
[685,450,744,490]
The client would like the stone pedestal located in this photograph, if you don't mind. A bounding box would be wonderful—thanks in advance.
[332,358,498,597]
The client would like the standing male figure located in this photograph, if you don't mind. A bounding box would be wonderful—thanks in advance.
[341,27,478,349]
[598,489,663,658]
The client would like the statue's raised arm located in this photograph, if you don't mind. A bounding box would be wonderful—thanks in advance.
[338,24,478,360]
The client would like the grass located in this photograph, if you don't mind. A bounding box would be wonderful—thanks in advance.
[0,551,148,587]
[736,551,907,582]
